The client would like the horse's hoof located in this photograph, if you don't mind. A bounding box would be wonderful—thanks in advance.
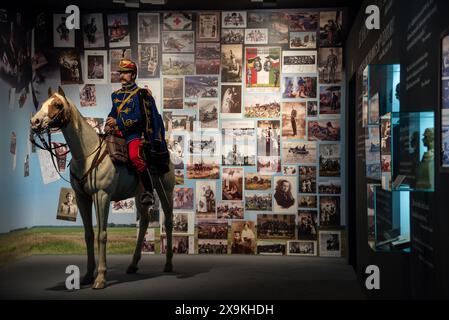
[92,280,106,290]
[163,264,173,273]
[80,274,95,285]
[126,265,138,274]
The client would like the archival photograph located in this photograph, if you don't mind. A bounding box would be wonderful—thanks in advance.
[231,221,257,254]
[185,76,219,99]
[56,188,78,222]
[163,77,184,109]
[319,196,341,228]
[199,100,219,130]
[221,44,243,83]
[84,50,107,84]
[257,214,296,240]
[287,11,318,32]
[290,31,317,49]
[319,230,341,257]
[173,187,194,210]
[245,192,272,211]
[138,44,159,78]
[217,200,244,220]
[244,93,280,118]
[79,84,96,107]
[195,181,217,219]
[107,13,130,48]
[196,43,221,74]
[318,47,343,84]
[187,156,220,179]
[221,28,245,44]
[163,12,193,31]
[221,85,242,116]
[273,175,298,214]
[162,53,195,75]
[82,13,105,48]
[58,50,82,85]
[319,86,341,115]
[198,239,228,254]
[222,167,244,201]
[308,120,341,141]
[222,11,247,28]
[53,14,75,47]
[162,31,195,53]
[282,141,317,165]
[245,173,272,191]
[198,220,228,239]
[257,241,286,255]
[111,198,135,214]
[257,120,281,157]
[298,210,318,240]
[319,11,343,47]
[197,12,220,42]
[282,76,317,99]
[287,241,317,256]
[298,195,317,209]
[138,12,160,43]
[257,156,281,174]
[161,210,194,235]
[244,28,268,45]
[299,166,317,194]
[319,143,341,177]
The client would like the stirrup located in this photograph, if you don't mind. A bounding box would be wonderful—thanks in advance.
[140,191,155,207]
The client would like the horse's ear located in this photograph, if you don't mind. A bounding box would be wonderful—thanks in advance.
[58,86,66,98]
[48,87,53,98]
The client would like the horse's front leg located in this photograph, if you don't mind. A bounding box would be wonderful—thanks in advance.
[92,190,111,289]
[75,192,95,285]
[127,201,150,274]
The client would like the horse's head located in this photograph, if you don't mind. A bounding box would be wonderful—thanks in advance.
[30,87,71,133]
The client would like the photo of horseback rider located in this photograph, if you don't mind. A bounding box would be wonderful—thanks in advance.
[105,58,170,206]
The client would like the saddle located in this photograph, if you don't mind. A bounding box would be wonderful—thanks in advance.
[104,131,129,164]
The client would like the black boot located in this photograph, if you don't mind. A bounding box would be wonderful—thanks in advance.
[139,169,155,207]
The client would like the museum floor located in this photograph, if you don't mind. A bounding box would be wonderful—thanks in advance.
[0,255,366,299]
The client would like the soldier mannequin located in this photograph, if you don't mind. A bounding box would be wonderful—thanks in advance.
[106,58,167,204]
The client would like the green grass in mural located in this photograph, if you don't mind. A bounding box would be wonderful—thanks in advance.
[0,227,138,267]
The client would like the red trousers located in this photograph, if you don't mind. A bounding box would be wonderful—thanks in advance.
[128,139,147,173]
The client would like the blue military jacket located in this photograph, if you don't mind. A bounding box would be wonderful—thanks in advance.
[108,83,143,143]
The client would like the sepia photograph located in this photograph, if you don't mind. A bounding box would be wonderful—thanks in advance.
[162,53,195,75]
[231,221,257,254]
[198,239,228,254]
[198,220,228,239]
[111,198,135,214]
[299,166,317,194]
[163,77,184,109]
[307,101,319,117]
[162,31,195,53]
[281,102,307,140]
[319,143,341,177]
[187,156,220,179]
[138,44,160,78]
[257,120,281,157]
[199,100,219,130]
[197,12,220,42]
[84,50,107,84]
[298,195,317,209]
[320,86,341,115]
[308,119,341,141]
[283,166,298,175]
[56,188,78,222]
[287,240,317,256]
[245,192,272,211]
[298,210,318,240]
[290,31,317,49]
[319,230,341,257]
[161,211,194,235]
[173,187,194,210]
[79,84,96,107]
[107,13,130,48]
[319,196,341,228]
[266,12,289,44]
[273,176,298,214]
[245,173,272,190]
[221,28,245,44]
[58,50,82,85]
[163,12,193,31]
[245,47,281,91]
[185,76,219,99]
[244,93,280,118]
[318,47,343,84]
[221,85,242,116]
[282,50,317,74]
[257,241,286,255]
[196,181,217,219]
[282,76,317,99]
[188,133,219,157]
[53,14,75,47]
[222,143,256,166]
[196,42,221,74]
[222,11,247,28]
[161,235,194,254]
[217,200,244,220]
[318,179,341,194]
[319,11,343,47]
[222,167,244,201]
[282,141,317,165]
[257,214,296,239]
[82,13,105,48]
[221,44,243,83]
[245,28,268,45]
[138,12,160,43]
[257,156,281,174]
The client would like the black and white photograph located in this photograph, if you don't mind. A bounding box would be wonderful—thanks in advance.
[282,141,317,165]
[162,53,195,75]
[318,179,341,194]
[244,28,268,45]
[245,192,272,211]
[221,29,245,44]
[319,11,343,47]
[187,156,220,179]
[287,240,317,256]
[298,210,318,240]
[319,86,341,115]
[273,176,298,214]
[56,188,78,222]
[217,200,244,220]
[220,85,242,116]
[222,11,247,28]
[319,143,341,177]
[163,77,184,109]
[196,43,221,74]
[161,235,194,254]
[198,239,228,254]
[164,110,196,133]
[168,134,185,167]
[290,31,317,49]
[282,76,317,99]
[196,181,217,219]
[319,196,341,228]
[197,12,220,42]
[161,211,194,235]
[110,48,131,83]
[222,143,256,166]
[257,214,296,240]
[79,84,96,107]
[58,50,82,85]
[138,13,160,43]
[173,187,194,210]
[282,50,317,74]
[162,31,195,53]
[185,76,218,99]
[299,166,317,194]
[222,167,244,201]
[298,195,317,209]
[257,120,280,157]
[107,13,130,48]
[53,14,75,47]
[318,47,342,84]
[138,44,160,78]
[82,13,105,48]
[257,241,286,255]
[84,50,107,84]
[319,230,341,257]
[247,11,268,28]
[231,221,257,254]
[198,220,228,239]
[163,12,193,31]
[245,173,272,191]
[308,120,341,141]
[221,44,243,83]
[188,133,219,157]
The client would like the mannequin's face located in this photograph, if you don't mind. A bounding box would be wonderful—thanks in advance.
[120,71,135,84]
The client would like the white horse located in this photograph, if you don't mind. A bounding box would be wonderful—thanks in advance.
[30,87,175,289]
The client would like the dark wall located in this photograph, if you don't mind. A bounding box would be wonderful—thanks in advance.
[346,0,449,299]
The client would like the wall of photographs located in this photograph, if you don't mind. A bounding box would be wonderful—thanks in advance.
[3,9,346,257]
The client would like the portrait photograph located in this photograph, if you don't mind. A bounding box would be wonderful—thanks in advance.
[216,200,244,220]
[245,173,272,191]
[82,13,105,48]
[298,210,318,240]
[231,221,257,254]
[257,120,281,157]
[245,192,272,211]
[162,53,195,75]
[257,214,296,240]
[195,181,217,219]
[107,13,130,48]
[84,50,107,84]
[197,12,220,42]
[282,141,317,165]
[245,47,281,91]
[273,176,298,214]
[319,230,341,257]
[318,47,343,84]
[222,11,247,28]
[138,13,160,43]
[221,85,242,116]
[53,14,75,48]
[58,50,82,85]
[173,187,194,210]
[319,143,341,177]
[222,167,244,201]
[281,102,307,140]
[56,188,78,222]
[282,50,317,74]
[287,240,317,256]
